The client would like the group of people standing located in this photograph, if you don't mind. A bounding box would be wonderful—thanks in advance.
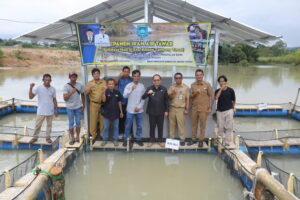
[28,66,236,148]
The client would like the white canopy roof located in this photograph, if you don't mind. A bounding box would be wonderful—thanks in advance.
[15,0,279,45]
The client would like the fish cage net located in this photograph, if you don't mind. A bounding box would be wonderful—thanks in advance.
[215,139,254,191]
[0,125,65,137]
[12,150,67,200]
[235,129,300,141]
[0,151,38,193]
[249,152,300,198]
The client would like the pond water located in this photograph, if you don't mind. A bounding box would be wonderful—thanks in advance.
[64,152,244,200]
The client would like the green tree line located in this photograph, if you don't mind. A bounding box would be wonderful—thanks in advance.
[0,38,79,50]
[218,41,300,66]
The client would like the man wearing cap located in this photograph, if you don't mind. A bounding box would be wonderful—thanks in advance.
[95,25,110,47]
[63,72,85,145]
[188,69,213,147]
[85,68,106,143]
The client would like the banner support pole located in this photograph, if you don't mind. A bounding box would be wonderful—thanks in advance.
[144,0,149,23]
[81,65,89,130]
[212,29,220,114]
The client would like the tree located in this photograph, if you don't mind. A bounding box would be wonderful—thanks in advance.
[270,40,287,56]
[230,45,247,63]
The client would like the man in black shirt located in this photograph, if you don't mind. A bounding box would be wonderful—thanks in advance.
[142,74,169,147]
[101,79,123,147]
[215,75,236,146]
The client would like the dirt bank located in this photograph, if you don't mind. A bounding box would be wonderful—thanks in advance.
[0,47,81,68]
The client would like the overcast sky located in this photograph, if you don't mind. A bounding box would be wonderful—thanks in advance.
[0,0,299,47]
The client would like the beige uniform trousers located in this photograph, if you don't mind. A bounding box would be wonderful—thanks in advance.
[191,111,208,141]
[217,109,234,144]
[89,102,104,140]
[169,107,185,141]
[33,115,53,138]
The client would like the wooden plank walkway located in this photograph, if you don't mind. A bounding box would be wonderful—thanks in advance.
[235,105,283,111]
[91,141,210,151]
[0,133,59,148]
[0,104,11,109]
[281,138,300,146]
[18,136,59,147]
[244,140,284,147]
[92,141,126,150]
[0,187,26,199]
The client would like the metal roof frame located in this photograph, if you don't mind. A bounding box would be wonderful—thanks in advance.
[15,0,279,45]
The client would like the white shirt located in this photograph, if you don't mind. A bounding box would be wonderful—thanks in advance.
[94,33,110,47]
[33,85,56,116]
[123,82,145,114]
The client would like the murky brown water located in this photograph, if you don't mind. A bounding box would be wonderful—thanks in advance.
[64,152,244,200]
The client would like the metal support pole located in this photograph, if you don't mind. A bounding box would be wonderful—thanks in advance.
[172,66,176,84]
[213,29,220,91]
[81,65,89,130]
[104,64,108,78]
[192,16,196,22]
[144,0,149,23]
[212,29,220,113]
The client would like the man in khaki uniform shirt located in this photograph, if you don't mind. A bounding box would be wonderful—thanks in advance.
[168,72,189,146]
[85,68,106,142]
[188,69,213,147]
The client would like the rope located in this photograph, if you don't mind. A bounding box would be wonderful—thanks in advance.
[12,149,67,199]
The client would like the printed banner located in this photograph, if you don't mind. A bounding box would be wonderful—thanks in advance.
[76,23,211,66]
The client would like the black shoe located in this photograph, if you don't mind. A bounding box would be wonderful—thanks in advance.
[198,141,203,148]
[180,142,185,146]
[122,141,127,147]
[136,141,144,146]
[187,141,197,146]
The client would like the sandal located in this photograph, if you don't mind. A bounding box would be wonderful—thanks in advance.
[69,139,75,145]
[46,138,52,144]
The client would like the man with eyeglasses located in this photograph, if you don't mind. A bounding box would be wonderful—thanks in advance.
[168,72,190,146]
[142,74,169,147]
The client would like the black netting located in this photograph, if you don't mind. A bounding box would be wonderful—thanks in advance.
[0,173,5,195]
[295,177,300,198]
[12,149,67,200]
[248,151,300,199]
[0,125,65,137]
[0,152,38,193]
[234,130,276,141]
[263,156,290,190]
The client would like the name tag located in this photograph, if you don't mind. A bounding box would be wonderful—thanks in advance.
[165,138,180,150]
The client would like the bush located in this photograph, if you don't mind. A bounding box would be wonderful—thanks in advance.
[0,49,4,59]
[13,50,29,60]
[22,43,34,48]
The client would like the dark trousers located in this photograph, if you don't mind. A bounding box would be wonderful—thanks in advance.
[119,104,127,134]
[119,104,133,135]
[149,114,164,142]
